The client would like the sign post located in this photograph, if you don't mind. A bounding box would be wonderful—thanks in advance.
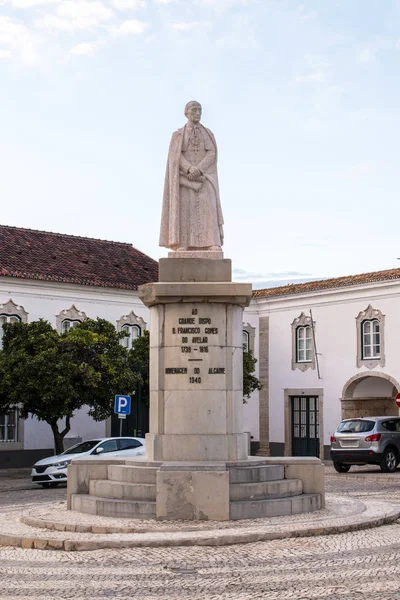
[114,395,131,437]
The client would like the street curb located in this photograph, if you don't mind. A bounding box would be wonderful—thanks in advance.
[3,505,400,551]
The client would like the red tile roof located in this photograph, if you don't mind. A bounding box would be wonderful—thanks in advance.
[252,268,400,299]
[0,225,158,290]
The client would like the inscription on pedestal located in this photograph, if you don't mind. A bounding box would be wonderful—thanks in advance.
[164,305,226,389]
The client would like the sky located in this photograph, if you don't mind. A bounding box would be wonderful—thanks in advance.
[1,0,400,289]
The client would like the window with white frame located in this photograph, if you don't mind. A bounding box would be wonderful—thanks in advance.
[297,326,312,362]
[362,319,380,359]
[121,324,141,349]
[117,311,146,349]
[56,305,87,333]
[61,319,81,334]
[0,315,21,349]
[0,409,18,442]
[242,330,250,352]
[291,312,316,371]
[356,305,385,369]
[242,323,255,354]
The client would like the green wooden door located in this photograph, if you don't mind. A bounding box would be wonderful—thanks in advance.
[291,396,320,457]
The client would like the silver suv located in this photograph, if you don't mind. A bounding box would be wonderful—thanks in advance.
[330,416,400,473]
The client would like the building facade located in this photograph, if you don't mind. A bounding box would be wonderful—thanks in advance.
[2,225,400,466]
[0,225,157,467]
[248,269,400,459]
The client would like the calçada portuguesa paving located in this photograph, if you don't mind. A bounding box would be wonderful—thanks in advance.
[1,465,400,599]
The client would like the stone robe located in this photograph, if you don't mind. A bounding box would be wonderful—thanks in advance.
[159,124,224,250]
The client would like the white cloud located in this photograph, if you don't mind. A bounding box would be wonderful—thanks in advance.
[154,0,178,4]
[111,0,146,9]
[172,21,201,31]
[114,18,148,34]
[295,71,326,84]
[36,1,115,30]
[57,1,114,21]
[195,0,254,12]
[0,48,11,58]
[10,0,59,7]
[0,15,39,65]
[70,41,97,55]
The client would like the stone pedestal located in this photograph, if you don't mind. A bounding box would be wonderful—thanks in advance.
[67,256,324,522]
[139,260,252,464]
[137,258,251,517]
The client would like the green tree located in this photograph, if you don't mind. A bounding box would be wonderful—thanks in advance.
[243,348,262,401]
[0,318,139,453]
[128,330,150,407]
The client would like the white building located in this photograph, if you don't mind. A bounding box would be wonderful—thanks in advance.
[2,224,400,466]
[247,269,400,460]
[0,225,157,467]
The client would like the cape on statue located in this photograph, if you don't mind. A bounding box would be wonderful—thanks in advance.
[159,122,224,251]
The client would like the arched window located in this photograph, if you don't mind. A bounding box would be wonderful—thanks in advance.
[56,305,87,333]
[291,313,315,371]
[242,330,250,352]
[121,324,141,349]
[296,325,312,363]
[362,319,380,359]
[117,311,146,349]
[61,319,81,334]
[0,315,21,349]
[356,305,385,369]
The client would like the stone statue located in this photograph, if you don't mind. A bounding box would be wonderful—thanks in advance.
[159,101,224,252]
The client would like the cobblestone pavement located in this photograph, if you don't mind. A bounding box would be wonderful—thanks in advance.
[2,466,400,599]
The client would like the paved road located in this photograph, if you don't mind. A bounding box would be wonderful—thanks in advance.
[1,466,400,599]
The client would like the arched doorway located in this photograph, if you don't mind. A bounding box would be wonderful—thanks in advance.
[341,372,400,419]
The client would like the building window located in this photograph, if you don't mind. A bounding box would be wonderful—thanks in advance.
[117,311,147,348]
[0,300,28,349]
[297,326,312,362]
[56,305,87,333]
[0,409,18,442]
[291,312,316,372]
[362,320,380,359]
[242,323,255,353]
[0,315,21,349]
[61,319,81,334]
[121,324,141,349]
[356,305,385,369]
[242,330,249,352]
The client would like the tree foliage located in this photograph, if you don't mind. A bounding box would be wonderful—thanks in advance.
[0,318,139,453]
[128,330,150,406]
[243,348,262,401]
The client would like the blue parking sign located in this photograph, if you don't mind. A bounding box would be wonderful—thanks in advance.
[114,395,131,415]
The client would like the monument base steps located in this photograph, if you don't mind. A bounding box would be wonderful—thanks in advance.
[69,458,322,521]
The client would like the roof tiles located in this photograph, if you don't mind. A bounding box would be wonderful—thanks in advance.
[253,268,400,299]
[0,225,158,290]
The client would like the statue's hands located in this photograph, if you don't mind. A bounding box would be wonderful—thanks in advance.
[187,166,201,181]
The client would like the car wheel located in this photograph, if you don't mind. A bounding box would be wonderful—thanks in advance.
[333,462,351,473]
[380,448,398,472]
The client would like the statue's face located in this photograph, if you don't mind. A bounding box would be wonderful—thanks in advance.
[186,103,202,124]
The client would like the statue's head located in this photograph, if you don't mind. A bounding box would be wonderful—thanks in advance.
[184,101,202,124]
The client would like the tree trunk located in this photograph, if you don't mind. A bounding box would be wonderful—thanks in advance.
[49,416,71,455]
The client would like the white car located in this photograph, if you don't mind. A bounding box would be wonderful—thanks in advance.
[31,436,146,488]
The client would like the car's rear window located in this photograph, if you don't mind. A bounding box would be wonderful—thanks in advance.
[337,420,375,433]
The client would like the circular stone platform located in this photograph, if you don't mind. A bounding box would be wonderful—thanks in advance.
[0,494,399,551]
